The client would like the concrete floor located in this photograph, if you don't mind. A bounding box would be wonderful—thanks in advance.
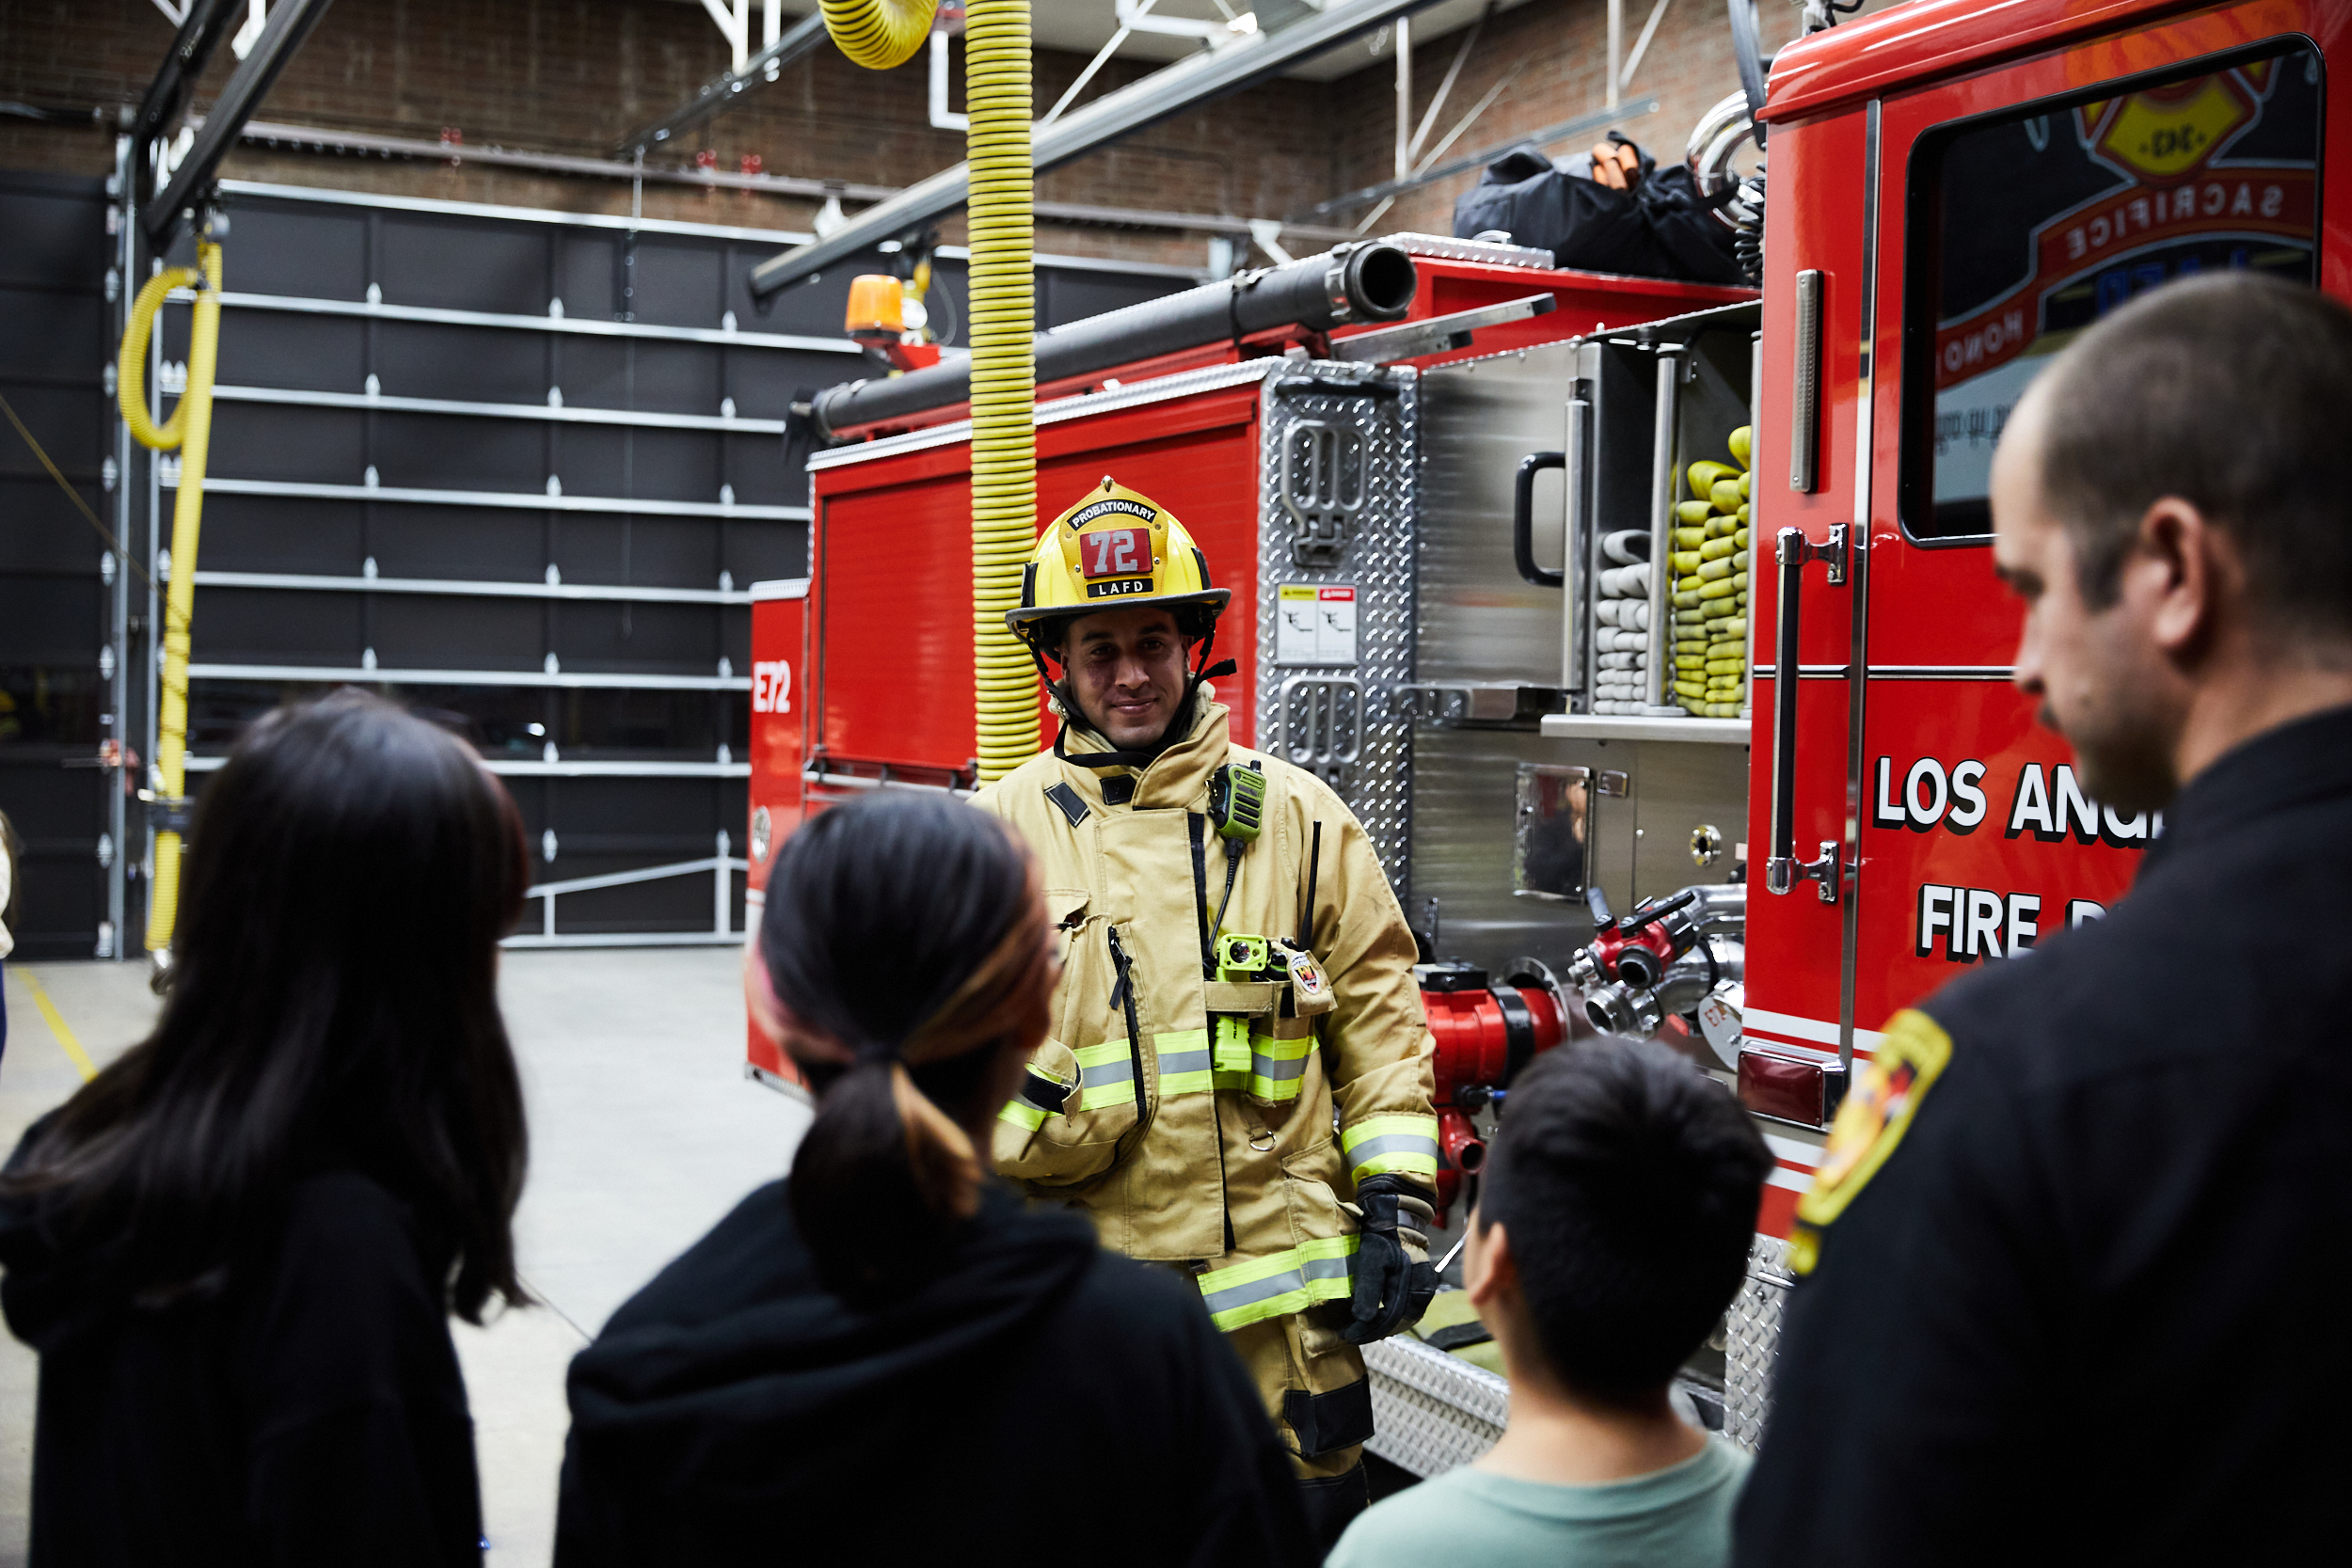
[0,948,808,1568]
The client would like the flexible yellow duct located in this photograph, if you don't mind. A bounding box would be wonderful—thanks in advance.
[118,241,224,960]
[820,0,935,68]
[822,0,1040,780]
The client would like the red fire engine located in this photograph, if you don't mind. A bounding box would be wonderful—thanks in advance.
[749,0,2344,1463]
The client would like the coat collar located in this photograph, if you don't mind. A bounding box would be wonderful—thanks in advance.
[1056,696,1230,812]
[2140,702,2352,873]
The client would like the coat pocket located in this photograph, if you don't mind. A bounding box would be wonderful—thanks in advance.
[1280,1146,1351,1247]
[1277,1148,1360,1339]
[994,912,1143,1187]
[993,1034,1141,1185]
[1043,889,1091,973]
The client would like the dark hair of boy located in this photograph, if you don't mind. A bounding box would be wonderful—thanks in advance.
[1478,1040,1772,1402]
[4,687,532,1319]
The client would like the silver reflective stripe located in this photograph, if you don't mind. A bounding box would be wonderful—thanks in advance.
[1202,1265,1309,1319]
[1252,1052,1311,1082]
[1158,1046,1213,1077]
[1301,1250,1353,1287]
[1083,1057,1134,1088]
[1344,1132,1438,1165]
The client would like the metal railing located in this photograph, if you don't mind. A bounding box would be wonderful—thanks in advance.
[504,831,749,949]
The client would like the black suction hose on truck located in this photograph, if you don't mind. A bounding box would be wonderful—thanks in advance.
[812,240,1419,437]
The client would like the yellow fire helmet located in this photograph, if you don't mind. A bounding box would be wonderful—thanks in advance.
[1006,475,1232,657]
[1008,476,1236,766]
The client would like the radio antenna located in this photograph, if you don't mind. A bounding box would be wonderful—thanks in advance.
[1299,821,1323,949]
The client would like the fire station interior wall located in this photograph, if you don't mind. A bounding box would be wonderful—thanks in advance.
[24,177,1190,948]
[0,171,115,959]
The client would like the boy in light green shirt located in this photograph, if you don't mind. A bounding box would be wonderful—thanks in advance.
[1328,1042,1771,1568]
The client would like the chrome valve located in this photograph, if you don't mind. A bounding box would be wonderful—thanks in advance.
[1568,881,1744,1044]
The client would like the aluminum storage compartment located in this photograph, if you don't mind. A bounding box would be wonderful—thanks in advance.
[1402,342,1581,976]
[1534,300,1761,935]
[1562,299,1764,725]
[1403,304,1765,980]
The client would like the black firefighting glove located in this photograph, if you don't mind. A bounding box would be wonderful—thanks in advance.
[1342,1175,1440,1345]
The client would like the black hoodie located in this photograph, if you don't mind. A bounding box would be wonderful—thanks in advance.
[0,1118,484,1567]
[556,1179,1312,1567]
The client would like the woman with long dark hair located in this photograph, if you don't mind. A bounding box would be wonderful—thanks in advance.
[0,689,530,1566]
[555,792,1310,1566]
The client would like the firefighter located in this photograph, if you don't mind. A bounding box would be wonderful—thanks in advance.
[977,476,1441,1542]
[1737,276,2352,1563]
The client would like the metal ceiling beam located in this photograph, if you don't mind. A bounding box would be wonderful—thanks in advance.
[133,0,245,196]
[615,10,833,158]
[144,0,337,245]
[234,118,1355,244]
[241,117,894,202]
[746,0,1452,299]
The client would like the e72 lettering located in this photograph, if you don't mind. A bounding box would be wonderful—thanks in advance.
[752,659,791,714]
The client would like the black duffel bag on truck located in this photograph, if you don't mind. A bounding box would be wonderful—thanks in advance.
[1453,134,1744,286]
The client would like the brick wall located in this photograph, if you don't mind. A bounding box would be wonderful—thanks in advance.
[1321,0,1825,241]
[1,0,1892,270]
[0,0,1346,268]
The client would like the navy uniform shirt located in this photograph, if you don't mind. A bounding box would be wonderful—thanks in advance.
[1735,705,2352,1568]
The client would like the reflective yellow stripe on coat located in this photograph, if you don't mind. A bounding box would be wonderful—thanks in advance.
[1073,1041,1136,1111]
[1228,1033,1313,1101]
[1197,1236,1360,1332]
[1341,1114,1440,1184]
[1154,1029,1215,1097]
[1152,1029,1312,1103]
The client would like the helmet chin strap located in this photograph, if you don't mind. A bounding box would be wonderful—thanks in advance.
[1041,624,1238,772]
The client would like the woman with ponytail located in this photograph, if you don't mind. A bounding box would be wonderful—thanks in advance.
[554,793,1310,1566]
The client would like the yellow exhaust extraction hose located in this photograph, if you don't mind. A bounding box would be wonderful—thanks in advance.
[961,0,1039,781]
[819,0,934,68]
[118,241,224,959]
[822,0,1040,781]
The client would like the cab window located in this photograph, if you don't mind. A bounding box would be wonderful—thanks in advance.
[1899,40,2322,543]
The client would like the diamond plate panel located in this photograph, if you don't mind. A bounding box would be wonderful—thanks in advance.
[1362,1335,1510,1478]
[1724,1233,1794,1450]
[1256,363,1418,899]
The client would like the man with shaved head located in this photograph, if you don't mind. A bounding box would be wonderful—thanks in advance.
[1737,272,2352,1567]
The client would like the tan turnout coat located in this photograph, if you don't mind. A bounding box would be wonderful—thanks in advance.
[976,697,1439,1338]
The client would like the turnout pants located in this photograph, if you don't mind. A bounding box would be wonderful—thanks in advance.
[1226,1309,1374,1546]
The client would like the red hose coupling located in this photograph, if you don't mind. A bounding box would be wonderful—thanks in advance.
[1439,1107,1486,1176]
[1432,1107,1486,1226]
[1422,983,1509,1103]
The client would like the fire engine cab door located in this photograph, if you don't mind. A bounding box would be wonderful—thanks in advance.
[1740,92,1870,1111]
[1848,14,2332,1062]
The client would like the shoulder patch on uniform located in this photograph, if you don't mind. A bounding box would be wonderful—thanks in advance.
[1789,1007,1954,1275]
[1043,782,1090,828]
